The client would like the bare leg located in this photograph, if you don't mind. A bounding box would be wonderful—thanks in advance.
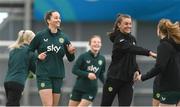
[177,100,180,106]
[52,93,60,106]
[159,103,176,107]
[78,99,92,107]
[39,89,53,106]
[68,100,80,107]
[152,98,160,107]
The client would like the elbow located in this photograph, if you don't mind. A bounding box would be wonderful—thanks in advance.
[68,57,75,62]
[67,55,75,62]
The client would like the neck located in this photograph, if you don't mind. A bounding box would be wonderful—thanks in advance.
[160,35,166,39]
[91,50,98,56]
[48,26,57,33]
[23,41,29,45]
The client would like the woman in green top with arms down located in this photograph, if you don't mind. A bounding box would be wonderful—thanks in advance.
[29,10,76,106]
[68,35,106,107]
[4,30,36,106]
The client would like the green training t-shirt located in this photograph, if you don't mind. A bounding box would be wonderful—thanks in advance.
[29,28,75,78]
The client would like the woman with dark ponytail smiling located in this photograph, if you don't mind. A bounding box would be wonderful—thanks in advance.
[29,10,76,106]
[100,14,156,106]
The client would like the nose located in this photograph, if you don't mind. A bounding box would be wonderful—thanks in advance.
[128,24,132,28]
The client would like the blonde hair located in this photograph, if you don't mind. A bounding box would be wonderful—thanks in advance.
[9,30,35,50]
[158,19,180,44]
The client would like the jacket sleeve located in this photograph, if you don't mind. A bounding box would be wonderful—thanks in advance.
[99,57,106,84]
[114,36,150,56]
[141,42,173,81]
[72,55,89,78]
[28,52,38,74]
[135,62,141,74]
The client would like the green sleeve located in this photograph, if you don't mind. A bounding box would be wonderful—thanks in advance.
[28,52,37,74]
[64,36,75,62]
[29,33,40,52]
[72,55,89,78]
[99,57,106,83]
[65,46,75,62]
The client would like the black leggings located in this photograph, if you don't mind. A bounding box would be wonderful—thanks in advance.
[101,78,133,106]
[4,81,24,106]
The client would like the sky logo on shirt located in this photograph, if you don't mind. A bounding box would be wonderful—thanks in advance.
[47,44,61,53]
[87,65,99,73]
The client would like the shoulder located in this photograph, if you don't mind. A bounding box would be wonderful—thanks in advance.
[59,30,71,43]
[114,34,125,43]
[81,52,89,57]
[59,30,68,38]
[20,45,30,53]
[36,29,47,36]
[159,41,173,49]
[34,29,47,40]
[78,52,88,58]
[129,34,136,41]
[158,41,174,53]
[99,55,106,65]
[99,54,105,60]
[75,52,87,62]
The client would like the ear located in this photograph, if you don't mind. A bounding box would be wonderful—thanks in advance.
[47,19,50,24]
[117,22,121,28]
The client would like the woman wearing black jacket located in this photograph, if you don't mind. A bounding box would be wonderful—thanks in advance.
[100,14,156,106]
[136,19,180,106]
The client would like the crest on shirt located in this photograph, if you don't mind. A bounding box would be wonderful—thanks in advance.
[98,60,103,65]
[133,42,136,45]
[108,86,113,92]
[86,60,90,64]
[43,38,48,42]
[41,82,45,88]
[59,38,64,43]
[156,93,160,98]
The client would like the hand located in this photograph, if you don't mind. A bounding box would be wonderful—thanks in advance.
[88,73,96,80]
[133,71,139,81]
[67,44,76,54]
[38,52,47,60]
[149,51,157,59]
[137,74,142,81]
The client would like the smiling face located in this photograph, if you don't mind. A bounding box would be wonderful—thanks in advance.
[89,36,102,53]
[118,17,132,34]
[47,11,61,28]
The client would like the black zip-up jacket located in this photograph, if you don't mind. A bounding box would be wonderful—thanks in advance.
[107,31,150,81]
[142,38,180,92]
